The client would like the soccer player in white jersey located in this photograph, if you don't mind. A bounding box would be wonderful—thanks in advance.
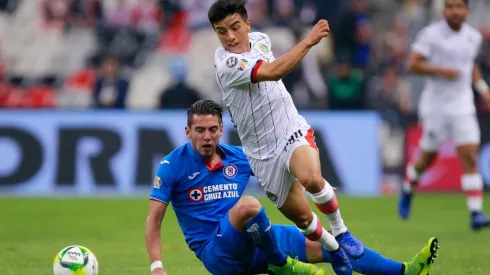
[208,1,363,274]
[399,0,490,231]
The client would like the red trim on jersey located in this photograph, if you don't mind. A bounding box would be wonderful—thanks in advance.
[205,158,224,171]
[306,128,318,150]
[251,60,264,83]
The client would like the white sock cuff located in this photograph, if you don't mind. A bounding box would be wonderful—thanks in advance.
[406,164,419,181]
[297,213,318,235]
[461,174,483,191]
[310,181,335,204]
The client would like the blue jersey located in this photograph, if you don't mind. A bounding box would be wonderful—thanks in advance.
[150,143,253,257]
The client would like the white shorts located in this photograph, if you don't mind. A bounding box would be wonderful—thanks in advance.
[248,124,318,208]
[419,114,480,152]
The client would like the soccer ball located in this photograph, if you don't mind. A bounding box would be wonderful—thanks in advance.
[53,245,98,275]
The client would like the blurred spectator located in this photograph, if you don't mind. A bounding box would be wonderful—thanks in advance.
[334,0,373,69]
[131,0,162,35]
[93,56,129,109]
[105,0,133,29]
[282,26,328,108]
[367,65,411,127]
[327,61,365,110]
[42,0,70,30]
[68,0,103,28]
[158,57,201,109]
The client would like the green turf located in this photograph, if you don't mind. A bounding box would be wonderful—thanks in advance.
[1,194,490,274]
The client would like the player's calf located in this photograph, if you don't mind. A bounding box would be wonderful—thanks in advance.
[456,144,490,230]
[398,151,437,220]
[302,177,364,258]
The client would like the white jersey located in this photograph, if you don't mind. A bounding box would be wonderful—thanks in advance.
[412,20,483,117]
[214,32,306,160]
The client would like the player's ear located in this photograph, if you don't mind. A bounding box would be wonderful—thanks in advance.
[219,124,224,136]
[246,18,251,32]
[185,126,191,138]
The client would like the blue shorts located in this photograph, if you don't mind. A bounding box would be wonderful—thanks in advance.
[199,213,307,275]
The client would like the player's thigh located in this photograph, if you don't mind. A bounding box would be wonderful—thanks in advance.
[286,128,323,189]
[419,115,446,152]
[200,212,256,275]
[450,114,481,170]
[278,180,315,228]
[451,114,480,148]
[248,154,294,209]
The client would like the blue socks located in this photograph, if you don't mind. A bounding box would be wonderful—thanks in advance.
[246,207,288,266]
[322,246,403,275]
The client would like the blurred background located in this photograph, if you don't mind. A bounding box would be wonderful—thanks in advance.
[0,0,490,197]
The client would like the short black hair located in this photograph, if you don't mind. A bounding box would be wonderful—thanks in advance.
[208,0,248,26]
[187,100,223,127]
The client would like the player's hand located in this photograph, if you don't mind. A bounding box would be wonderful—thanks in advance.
[439,68,460,80]
[152,268,167,275]
[305,20,330,47]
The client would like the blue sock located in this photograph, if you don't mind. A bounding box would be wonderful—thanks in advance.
[322,247,403,275]
[246,207,288,266]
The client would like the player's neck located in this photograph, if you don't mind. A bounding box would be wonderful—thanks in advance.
[445,20,462,32]
[206,148,224,167]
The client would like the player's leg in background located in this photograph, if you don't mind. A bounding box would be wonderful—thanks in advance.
[398,116,442,220]
[271,225,440,275]
[452,114,490,231]
[278,181,352,275]
[287,143,364,259]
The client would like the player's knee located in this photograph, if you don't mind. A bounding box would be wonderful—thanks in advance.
[293,211,314,230]
[235,196,262,221]
[299,172,324,194]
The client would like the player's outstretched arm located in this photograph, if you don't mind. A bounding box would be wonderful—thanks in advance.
[145,200,169,275]
[472,63,490,105]
[254,20,330,83]
[406,51,459,80]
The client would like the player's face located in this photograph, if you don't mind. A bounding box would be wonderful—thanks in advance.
[186,114,223,157]
[444,0,468,28]
[213,13,251,54]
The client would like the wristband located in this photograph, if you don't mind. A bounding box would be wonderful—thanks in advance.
[476,79,489,94]
[150,261,163,272]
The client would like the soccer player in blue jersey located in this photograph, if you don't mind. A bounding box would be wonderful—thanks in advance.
[145,100,439,275]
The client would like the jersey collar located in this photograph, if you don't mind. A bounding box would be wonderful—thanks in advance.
[186,143,230,171]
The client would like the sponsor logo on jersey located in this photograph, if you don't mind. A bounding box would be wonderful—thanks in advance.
[188,183,240,202]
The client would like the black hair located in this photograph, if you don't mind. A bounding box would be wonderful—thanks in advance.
[187,100,223,127]
[208,0,248,26]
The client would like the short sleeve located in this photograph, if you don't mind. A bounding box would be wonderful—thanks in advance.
[216,54,264,87]
[411,28,432,58]
[149,159,176,204]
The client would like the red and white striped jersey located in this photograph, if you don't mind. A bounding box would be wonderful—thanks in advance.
[214,32,307,160]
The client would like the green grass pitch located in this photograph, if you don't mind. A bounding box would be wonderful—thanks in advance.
[1,194,490,274]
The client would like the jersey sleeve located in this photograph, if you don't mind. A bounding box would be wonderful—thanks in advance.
[150,159,177,204]
[411,28,432,58]
[216,53,264,87]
